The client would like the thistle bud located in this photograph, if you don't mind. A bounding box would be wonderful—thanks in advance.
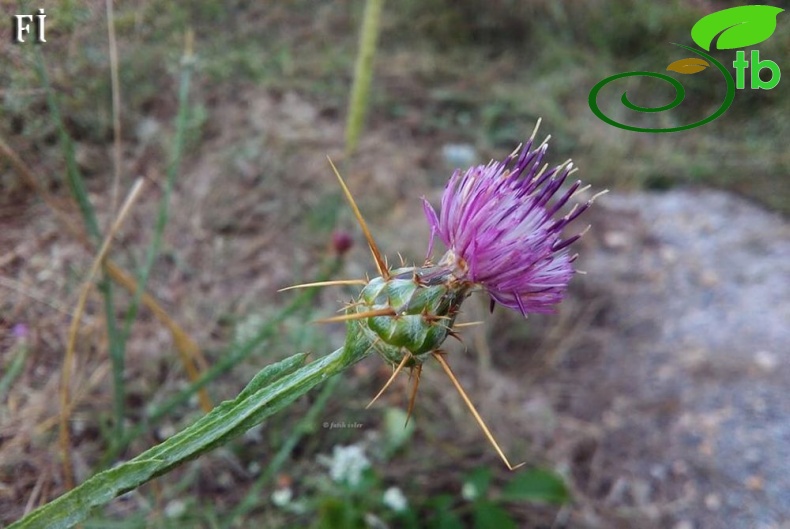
[331,230,354,256]
[351,266,470,366]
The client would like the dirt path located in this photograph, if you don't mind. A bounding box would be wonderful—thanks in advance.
[555,189,789,528]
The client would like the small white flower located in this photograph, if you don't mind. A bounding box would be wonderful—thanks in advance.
[461,482,478,501]
[322,444,370,487]
[364,513,389,529]
[234,313,265,344]
[382,487,408,512]
[271,487,293,507]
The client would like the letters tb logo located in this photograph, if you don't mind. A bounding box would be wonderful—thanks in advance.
[733,50,780,90]
[589,5,783,133]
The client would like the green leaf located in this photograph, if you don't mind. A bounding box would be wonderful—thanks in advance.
[691,6,784,51]
[472,501,517,529]
[235,351,309,401]
[428,495,463,529]
[500,468,570,505]
[382,407,416,456]
[317,497,366,529]
[463,467,493,500]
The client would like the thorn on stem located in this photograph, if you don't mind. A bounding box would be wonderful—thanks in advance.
[432,351,525,471]
[405,363,422,426]
[366,354,411,409]
[314,307,396,324]
[278,279,367,292]
[326,156,390,280]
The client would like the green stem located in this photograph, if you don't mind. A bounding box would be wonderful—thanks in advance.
[9,330,373,529]
[345,0,384,155]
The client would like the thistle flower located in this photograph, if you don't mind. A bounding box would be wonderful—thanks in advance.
[422,133,594,316]
[285,139,600,471]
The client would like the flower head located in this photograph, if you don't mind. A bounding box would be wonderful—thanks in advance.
[422,133,594,316]
[12,323,29,340]
[382,486,408,512]
[271,487,293,507]
[321,444,370,487]
[461,481,480,501]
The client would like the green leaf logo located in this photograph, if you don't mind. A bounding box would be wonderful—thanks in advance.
[691,5,784,51]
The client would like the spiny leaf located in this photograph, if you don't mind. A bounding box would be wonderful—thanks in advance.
[667,57,710,74]
[691,5,784,51]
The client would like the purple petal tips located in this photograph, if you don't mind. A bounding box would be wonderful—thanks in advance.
[424,133,596,316]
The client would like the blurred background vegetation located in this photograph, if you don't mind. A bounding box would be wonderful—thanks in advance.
[1,0,787,527]
[3,0,787,210]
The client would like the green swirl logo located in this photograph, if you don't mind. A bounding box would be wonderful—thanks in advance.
[589,6,783,133]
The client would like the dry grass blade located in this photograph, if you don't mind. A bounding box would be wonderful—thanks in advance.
[0,137,77,228]
[1,134,212,413]
[104,260,211,375]
[22,467,48,517]
[0,276,74,316]
[59,178,145,489]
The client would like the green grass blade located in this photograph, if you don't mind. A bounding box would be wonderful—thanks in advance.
[345,0,384,155]
[110,34,197,446]
[28,33,100,242]
[0,342,29,402]
[120,36,195,340]
[28,12,125,464]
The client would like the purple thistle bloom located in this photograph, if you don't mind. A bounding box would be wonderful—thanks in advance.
[422,135,595,316]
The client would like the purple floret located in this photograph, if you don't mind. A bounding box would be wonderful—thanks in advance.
[423,137,593,316]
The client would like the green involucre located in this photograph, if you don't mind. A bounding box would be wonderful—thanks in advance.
[355,266,469,362]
